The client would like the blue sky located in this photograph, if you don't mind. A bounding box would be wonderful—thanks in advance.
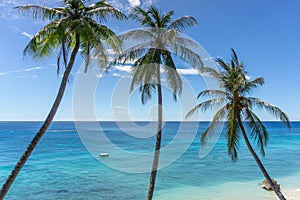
[0,0,299,121]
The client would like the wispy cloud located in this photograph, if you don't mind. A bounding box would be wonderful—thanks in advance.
[108,0,157,11]
[128,0,140,7]
[23,66,44,72]
[113,106,127,109]
[203,56,216,61]
[113,65,201,76]
[15,74,38,79]
[143,0,156,7]
[245,75,251,80]
[114,65,132,73]
[0,0,61,19]
[177,68,200,75]
[108,0,126,10]
[0,66,46,76]
[21,31,33,39]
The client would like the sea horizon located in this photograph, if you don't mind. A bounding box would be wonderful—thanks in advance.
[1,120,300,122]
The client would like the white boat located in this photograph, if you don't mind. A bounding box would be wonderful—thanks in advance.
[99,153,109,157]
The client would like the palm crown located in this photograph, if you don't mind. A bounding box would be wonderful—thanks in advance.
[187,48,290,160]
[114,6,203,103]
[16,0,126,73]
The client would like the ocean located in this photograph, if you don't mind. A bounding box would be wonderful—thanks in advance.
[0,121,300,200]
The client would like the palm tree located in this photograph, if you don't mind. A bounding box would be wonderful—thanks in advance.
[186,49,290,200]
[0,1,126,199]
[113,6,202,200]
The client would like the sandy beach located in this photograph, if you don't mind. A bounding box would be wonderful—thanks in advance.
[284,189,300,200]
[156,173,300,200]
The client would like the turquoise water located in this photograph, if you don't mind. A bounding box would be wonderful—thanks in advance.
[0,121,300,199]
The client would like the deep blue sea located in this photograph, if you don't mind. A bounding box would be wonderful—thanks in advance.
[1,121,300,200]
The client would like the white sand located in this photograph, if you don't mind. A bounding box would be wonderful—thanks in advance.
[283,189,300,200]
[155,173,300,200]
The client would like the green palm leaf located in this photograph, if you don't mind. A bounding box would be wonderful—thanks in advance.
[200,105,227,147]
[14,5,65,20]
[243,107,269,156]
[248,97,290,128]
[185,97,227,119]
[197,89,229,99]
[162,51,182,100]
[167,16,198,31]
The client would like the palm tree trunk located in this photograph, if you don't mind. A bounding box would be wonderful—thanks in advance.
[0,34,80,200]
[237,116,286,200]
[146,64,163,200]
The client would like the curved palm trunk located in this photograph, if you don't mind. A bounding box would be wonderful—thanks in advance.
[146,65,162,200]
[237,116,286,200]
[0,35,80,200]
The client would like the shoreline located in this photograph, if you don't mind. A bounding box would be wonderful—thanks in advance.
[156,173,300,200]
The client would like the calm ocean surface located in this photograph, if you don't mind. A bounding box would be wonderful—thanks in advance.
[0,121,300,200]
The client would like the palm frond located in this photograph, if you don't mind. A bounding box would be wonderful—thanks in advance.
[167,16,198,32]
[200,67,222,81]
[226,104,240,161]
[241,77,264,94]
[248,97,290,128]
[57,37,70,75]
[162,51,182,100]
[197,89,229,99]
[148,6,163,27]
[14,5,65,20]
[185,97,227,119]
[23,19,66,59]
[215,58,230,72]
[118,29,154,43]
[243,107,269,156]
[129,6,155,27]
[86,1,127,21]
[168,43,203,69]
[139,83,156,105]
[130,62,158,104]
[113,42,151,65]
[231,48,239,67]
[200,105,227,147]
[160,10,174,28]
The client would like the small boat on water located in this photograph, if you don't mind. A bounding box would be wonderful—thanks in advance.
[99,153,109,157]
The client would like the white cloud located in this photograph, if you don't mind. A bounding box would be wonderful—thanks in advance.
[107,0,126,10]
[113,106,127,109]
[0,66,46,76]
[113,65,201,76]
[23,66,45,72]
[114,65,132,73]
[0,72,9,76]
[143,0,156,7]
[96,73,103,78]
[21,31,33,39]
[106,48,116,55]
[108,0,157,11]
[0,0,61,19]
[203,56,216,61]
[128,0,140,7]
[113,73,121,77]
[177,68,200,75]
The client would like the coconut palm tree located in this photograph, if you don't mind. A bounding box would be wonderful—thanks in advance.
[186,49,290,200]
[0,1,126,199]
[113,6,202,200]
